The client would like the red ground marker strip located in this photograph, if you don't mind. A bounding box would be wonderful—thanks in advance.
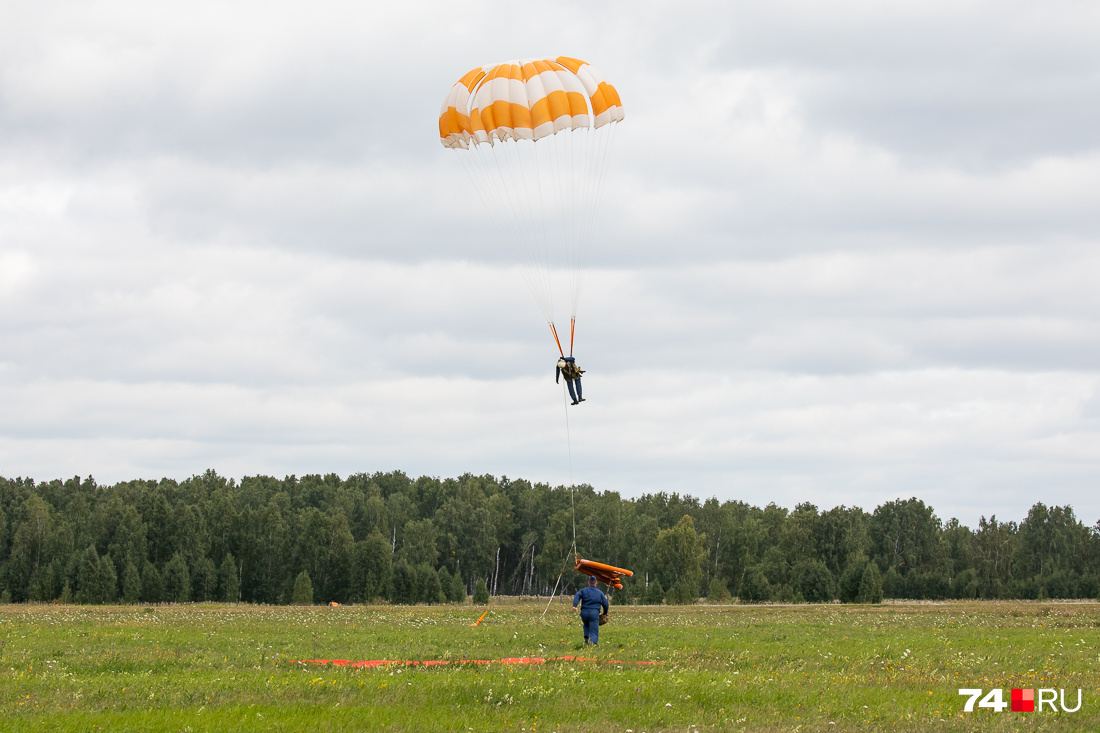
[293,657,659,667]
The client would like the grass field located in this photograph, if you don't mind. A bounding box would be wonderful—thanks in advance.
[0,598,1097,732]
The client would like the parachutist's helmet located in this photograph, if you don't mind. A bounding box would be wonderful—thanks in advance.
[588,576,598,583]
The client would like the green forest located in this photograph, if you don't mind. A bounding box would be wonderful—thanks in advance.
[0,470,1097,606]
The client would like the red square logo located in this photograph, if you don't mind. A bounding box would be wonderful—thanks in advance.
[1011,688,1034,712]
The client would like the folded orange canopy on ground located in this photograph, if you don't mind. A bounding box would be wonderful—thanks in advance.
[575,558,633,590]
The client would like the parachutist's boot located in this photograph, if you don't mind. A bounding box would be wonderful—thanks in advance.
[571,400,579,405]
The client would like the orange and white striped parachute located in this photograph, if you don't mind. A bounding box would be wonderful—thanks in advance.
[439,58,623,149]
[439,57,623,357]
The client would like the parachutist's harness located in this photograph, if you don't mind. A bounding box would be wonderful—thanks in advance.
[556,360,584,383]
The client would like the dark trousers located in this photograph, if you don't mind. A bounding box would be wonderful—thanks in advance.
[580,611,600,645]
[566,378,583,402]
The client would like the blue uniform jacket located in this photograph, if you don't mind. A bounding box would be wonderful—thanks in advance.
[573,586,608,616]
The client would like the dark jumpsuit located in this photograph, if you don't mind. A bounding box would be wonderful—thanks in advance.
[572,585,609,645]
[555,357,584,403]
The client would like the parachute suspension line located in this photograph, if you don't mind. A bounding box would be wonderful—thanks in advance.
[453,125,618,335]
[561,124,579,322]
[460,145,553,324]
[457,153,521,273]
[591,123,619,249]
[538,534,577,621]
[568,126,586,319]
[569,125,587,319]
[526,136,556,321]
[478,139,550,323]
[572,121,619,317]
[569,317,576,357]
[563,380,576,554]
[539,378,578,622]
[500,139,556,321]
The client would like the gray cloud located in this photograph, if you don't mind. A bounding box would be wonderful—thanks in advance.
[1,0,1098,526]
[693,1,1100,166]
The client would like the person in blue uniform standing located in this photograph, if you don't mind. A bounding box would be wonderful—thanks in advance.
[572,575,608,646]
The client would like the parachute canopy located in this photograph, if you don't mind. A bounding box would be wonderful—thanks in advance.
[439,57,622,149]
[438,57,623,355]
[575,558,633,590]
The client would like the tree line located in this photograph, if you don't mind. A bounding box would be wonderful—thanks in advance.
[0,470,1097,605]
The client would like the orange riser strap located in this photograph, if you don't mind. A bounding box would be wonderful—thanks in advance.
[549,323,565,357]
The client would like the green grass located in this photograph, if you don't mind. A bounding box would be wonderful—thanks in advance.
[1,599,1097,731]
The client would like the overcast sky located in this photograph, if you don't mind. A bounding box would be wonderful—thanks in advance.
[2,0,1098,527]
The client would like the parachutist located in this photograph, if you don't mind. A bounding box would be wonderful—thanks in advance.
[556,356,585,405]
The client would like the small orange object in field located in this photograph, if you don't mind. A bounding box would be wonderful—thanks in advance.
[471,611,488,627]
[329,602,339,607]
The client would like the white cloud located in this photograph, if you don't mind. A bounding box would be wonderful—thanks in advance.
[1,0,1098,526]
